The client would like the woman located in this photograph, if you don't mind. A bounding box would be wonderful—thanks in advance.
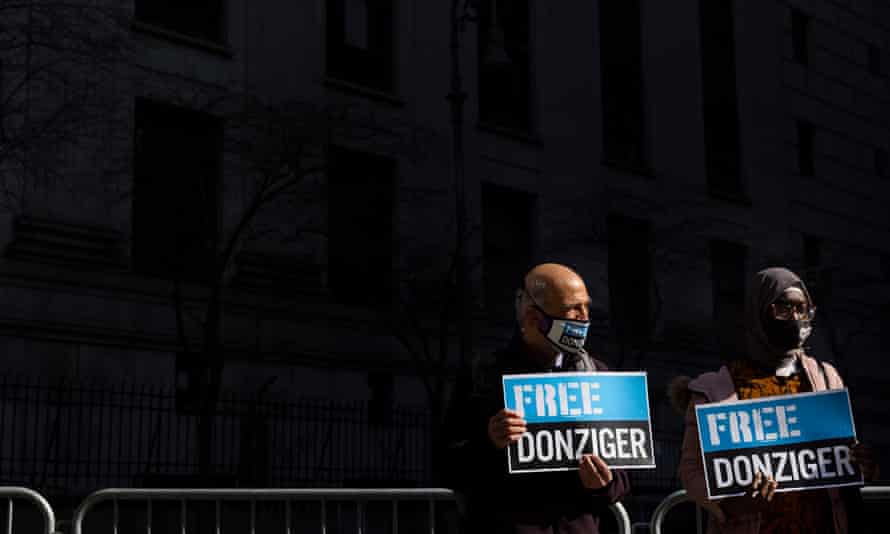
[671,267,879,533]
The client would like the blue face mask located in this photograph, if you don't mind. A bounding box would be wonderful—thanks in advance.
[533,305,590,354]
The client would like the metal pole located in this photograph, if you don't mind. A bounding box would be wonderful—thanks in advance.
[449,0,473,367]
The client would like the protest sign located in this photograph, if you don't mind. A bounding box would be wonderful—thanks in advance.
[502,372,655,473]
[695,389,863,499]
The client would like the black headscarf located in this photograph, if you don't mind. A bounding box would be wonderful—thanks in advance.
[745,267,814,366]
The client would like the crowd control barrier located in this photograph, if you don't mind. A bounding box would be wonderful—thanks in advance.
[0,487,56,534]
[649,486,890,534]
[71,488,632,534]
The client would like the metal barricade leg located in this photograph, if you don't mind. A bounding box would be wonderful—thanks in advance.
[0,487,56,534]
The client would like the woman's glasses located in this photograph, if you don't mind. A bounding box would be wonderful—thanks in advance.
[769,299,816,321]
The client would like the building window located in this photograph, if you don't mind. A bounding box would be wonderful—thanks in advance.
[797,120,814,176]
[874,148,887,178]
[134,0,225,43]
[599,0,647,171]
[478,0,531,132]
[699,0,743,198]
[710,240,746,358]
[482,182,535,320]
[327,146,394,306]
[803,235,823,269]
[326,0,394,92]
[868,44,882,77]
[133,99,221,281]
[608,214,651,344]
[791,9,809,65]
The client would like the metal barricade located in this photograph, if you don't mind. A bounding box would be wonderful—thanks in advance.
[0,487,56,534]
[648,490,700,534]
[71,488,633,534]
[649,486,890,534]
[861,486,890,501]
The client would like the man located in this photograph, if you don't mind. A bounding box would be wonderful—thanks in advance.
[441,263,630,533]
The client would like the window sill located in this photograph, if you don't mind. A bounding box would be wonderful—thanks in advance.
[601,158,655,179]
[324,77,404,107]
[132,21,233,58]
[707,186,752,206]
[476,121,541,146]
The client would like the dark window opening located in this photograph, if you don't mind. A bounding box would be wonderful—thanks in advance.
[700,0,743,197]
[791,9,809,65]
[482,182,535,320]
[868,44,882,77]
[135,0,225,43]
[710,240,747,358]
[804,235,823,269]
[874,148,887,178]
[599,0,647,171]
[478,0,532,132]
[326,0,394,92]
[133,99,221,282]
[608,214,651,344]
[327,146,394,306]
[797,121,814,176]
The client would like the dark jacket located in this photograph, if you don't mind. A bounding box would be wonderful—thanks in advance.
[440,336,631,532]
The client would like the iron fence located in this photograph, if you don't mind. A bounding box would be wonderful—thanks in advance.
[0,377,431,496]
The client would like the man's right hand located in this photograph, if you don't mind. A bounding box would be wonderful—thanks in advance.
[487,408,527,449]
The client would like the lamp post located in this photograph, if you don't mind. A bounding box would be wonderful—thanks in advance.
[447,0,510,366]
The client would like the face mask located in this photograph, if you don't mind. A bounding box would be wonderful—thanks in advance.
[764,318,812,352]
[534,306,590,354]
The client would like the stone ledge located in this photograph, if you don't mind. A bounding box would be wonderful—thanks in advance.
[5,216,126,270]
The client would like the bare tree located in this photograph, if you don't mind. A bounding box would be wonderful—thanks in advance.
[164,97,329,482]
[0,0,130,212]
[165,93,440,482]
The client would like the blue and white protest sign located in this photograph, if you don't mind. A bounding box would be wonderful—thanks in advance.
[695,389,863,499]
[502,372,655,473]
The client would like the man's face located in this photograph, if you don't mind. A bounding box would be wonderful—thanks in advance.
[522,275,592,358]
[536,278,591,322]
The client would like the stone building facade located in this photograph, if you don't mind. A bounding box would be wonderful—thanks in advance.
[0,0,887,499]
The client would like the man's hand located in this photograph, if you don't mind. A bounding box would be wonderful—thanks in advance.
[579,454,613,489]
[748,471,778,502]
[851,442,880,482]
[487,408,527,449]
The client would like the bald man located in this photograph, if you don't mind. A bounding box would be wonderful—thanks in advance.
[440,263,630,534]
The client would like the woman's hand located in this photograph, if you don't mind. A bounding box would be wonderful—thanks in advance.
[851,442,880,482]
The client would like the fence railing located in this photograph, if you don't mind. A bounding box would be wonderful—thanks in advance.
[0,377,431,493]
[0,487,56,534]
[0,377,686,498]
[69,488,632,534]
[648,486,890,534]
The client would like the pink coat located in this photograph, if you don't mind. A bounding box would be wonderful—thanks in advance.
[677,355,849,534]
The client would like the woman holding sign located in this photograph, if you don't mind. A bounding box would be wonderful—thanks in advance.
[671,267,879,534]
